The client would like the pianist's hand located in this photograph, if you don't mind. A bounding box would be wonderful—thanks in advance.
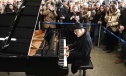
[64,46,69,51]
[64,52,69,57]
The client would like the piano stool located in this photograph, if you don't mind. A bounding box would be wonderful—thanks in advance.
[78,58,93,76]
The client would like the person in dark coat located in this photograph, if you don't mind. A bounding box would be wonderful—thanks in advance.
[93,5,106,46]
[56,1,69,39]
[57,1,68,22]
[4,4,16,14]
[115,5,126,64]
[64,23,92,74]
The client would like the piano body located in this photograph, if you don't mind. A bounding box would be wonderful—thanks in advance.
[0,0,68,76]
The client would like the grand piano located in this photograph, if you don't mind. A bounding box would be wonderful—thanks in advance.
[0,0,68,76]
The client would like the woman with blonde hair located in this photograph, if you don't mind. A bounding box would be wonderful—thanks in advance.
[104,4,120,53]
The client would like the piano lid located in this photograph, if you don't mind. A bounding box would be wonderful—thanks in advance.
[0,0,42,56]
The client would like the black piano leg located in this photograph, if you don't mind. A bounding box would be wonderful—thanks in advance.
[83,69,86,76]
[7,72,9,75]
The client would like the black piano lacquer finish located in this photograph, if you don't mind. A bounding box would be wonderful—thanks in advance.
[0,0,68,76]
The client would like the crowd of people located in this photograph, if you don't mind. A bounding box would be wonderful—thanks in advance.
[0,0,23,14]
[39,0,126,64]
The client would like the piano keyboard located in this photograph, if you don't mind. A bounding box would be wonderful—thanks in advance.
[59,39,67,67]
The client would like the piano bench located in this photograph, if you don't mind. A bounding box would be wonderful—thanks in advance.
[78,59,93,76]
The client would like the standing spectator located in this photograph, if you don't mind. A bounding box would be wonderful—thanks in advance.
[81,2,88,23]
[93,1,100,46]
[56,0,69,39]
[104,4,120,53]
[68,5,83,43]
[0,1,3,14]
[88,4,96,38]
[4,0,17,14]
[79,1,84,11]
[68,2,74,13]
[105,5,109,15]
[115,5,126,64]
[5,4,16,13]
[2,0,7,13]
[118,1,125,13]
[39,5,44,22]
[42,2,57,29]
[69,5,82,23]
[42,2,57,52]
[86,4,96,33]
[93,5,106,45]
[57,0,68,22]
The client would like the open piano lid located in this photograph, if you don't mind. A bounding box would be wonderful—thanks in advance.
[0,0,41,56]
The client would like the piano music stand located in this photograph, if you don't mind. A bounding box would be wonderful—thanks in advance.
[40,27,55,56]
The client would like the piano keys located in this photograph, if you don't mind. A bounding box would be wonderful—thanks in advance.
[59,39,67,68]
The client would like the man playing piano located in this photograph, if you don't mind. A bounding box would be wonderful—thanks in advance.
[64,22,92,74]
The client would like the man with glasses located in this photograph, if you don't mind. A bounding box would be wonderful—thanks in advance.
[64,22,92,75]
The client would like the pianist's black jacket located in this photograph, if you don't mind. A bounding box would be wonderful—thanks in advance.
[68,31,92,64]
